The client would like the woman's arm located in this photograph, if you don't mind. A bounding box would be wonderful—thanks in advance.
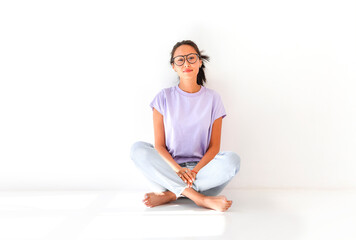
[193,116,223,173]
[152,108,182,173]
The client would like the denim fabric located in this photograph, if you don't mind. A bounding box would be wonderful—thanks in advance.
[179,161,199,169]
[130,141,241,199]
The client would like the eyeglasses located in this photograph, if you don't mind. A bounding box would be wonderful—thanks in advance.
[172,53,200,66]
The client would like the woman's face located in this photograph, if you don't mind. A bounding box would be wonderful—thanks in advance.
[171,45,202,80]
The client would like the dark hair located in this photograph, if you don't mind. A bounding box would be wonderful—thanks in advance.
[170,40,210,86]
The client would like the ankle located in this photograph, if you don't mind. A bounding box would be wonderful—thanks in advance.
[164,191,177,201]
[195,195,208,207]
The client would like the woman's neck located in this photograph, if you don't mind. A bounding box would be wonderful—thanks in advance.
[178,80,201,93]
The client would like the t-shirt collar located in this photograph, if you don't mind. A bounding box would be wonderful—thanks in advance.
[175,84,205,97]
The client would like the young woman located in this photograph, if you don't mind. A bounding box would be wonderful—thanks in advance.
[130,40,241,212]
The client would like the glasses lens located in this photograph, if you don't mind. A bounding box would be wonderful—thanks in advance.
[174,56,185,66]
[187,54,198,64]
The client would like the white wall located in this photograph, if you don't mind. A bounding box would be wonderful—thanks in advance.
[0,0,355,190]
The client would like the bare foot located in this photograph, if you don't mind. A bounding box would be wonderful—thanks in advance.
[142,191,176,208]
[198,195,233,212]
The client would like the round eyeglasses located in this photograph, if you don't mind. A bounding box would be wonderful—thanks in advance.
[172,53,200,66]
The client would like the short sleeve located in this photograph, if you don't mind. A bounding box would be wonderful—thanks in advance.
[149,90,166,116]
[212,93,226,123]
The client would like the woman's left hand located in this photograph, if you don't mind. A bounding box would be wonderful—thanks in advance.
[177,168,196,188]
[187,170,197,188]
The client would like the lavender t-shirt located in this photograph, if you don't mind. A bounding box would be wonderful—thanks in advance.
[149,84,226,164]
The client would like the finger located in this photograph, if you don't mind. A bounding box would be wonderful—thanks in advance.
[180,171,188,179]
[181,170,194,183]
[179,171,187,179]
[179,176,186,183]
[185,171,194,182]
[183,171,193,182]
[178,172,186,179]
[183,174,192,184]
[180,175,189,184]
[184,177,190,185]
[181,175,191,186]
[188,178,194,187]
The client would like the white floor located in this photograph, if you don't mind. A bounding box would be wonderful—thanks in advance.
[0,189,355,240]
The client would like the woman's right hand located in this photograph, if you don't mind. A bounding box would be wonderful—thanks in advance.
[177,167,195,188]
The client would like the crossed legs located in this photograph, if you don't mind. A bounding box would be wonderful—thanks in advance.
[131,141,240,212]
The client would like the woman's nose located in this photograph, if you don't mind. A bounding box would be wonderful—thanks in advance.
[184,57,191,67]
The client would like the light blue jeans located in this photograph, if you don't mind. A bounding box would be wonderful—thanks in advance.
[130,141,241,199]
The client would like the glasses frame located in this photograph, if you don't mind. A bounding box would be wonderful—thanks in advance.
[172,53,200,66]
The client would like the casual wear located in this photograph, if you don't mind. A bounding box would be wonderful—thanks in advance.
[130,84,240,199]
[149,85,226,164]
[130,141,241,199]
